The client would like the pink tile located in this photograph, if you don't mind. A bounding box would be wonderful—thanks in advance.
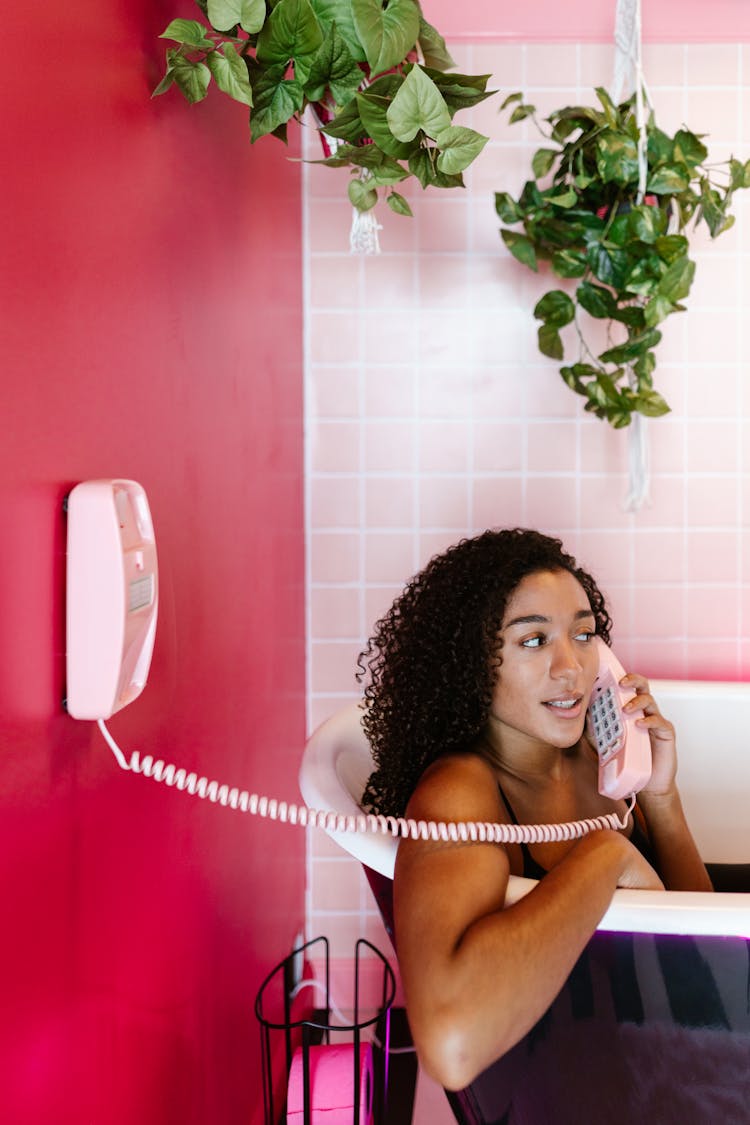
[309,310,362,364]
[524,43,574,86]
[365,477,415,527]
[310,476,360,528]
[310,825,353,859]
[685,641,742,682]
[311,641,362,693]
[631,586,685,639]
[417,308,473,367]
[473,421,523,473]
[364,420,415,472]
[633,530,686,583]
[364,310,418,363]
[308,695,360,735]
[418,254,470,308]
[364,366,415,417]
[685,312,741,369]
[466,255,520,311]
[364,531,415,583]
[307,913,365,960]
[309,366,360,418]
[419,476,469,528]
[685,86,741,142]
[526,421,578,473]
[686,476,739,527]
[310,532,360,582]
[628,476,686,529]
[579,43,616,89]
[576,530,633,586]
[310,420,361,472]
[687,530,739,584]
[525,476,579,531]
[419,420,471,472]
[686,420,740,473]
[579,477,633,529]
[308,254,362,308]
[472,366,524,419]
[642,43,686,86]
[310,587,360,640]
[311,858,363,912]
[362,254,416,308]
[472,477,524,530]
[415,196,469,253]
[579,418,628,475]
[307,199,361,254]
[646,88,688,138]
[523,366,579,419]
[626,640,687,681]
[417,531,466,571]
[419,366,473,419]
[686,585,742,639]
[472,308,528,367]
[364,585,402,633]
[685,361,740,416]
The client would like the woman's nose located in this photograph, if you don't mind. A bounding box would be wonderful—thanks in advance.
[550,638,582,679]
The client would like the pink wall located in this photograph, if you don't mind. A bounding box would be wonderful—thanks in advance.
[427,0,750,41]
[1,2,305,1122]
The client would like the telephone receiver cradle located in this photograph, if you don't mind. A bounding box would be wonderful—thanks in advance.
[587,637,652,800]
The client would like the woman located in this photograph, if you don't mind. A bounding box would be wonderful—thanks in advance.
[358,528,711,1092]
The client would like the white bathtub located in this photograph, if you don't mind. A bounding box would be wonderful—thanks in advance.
[300,678,750,939]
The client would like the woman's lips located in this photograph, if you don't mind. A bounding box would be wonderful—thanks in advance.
[543,696,584,718]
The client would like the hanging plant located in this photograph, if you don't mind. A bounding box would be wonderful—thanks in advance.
[495,87,750,428]
[155,0,494,226]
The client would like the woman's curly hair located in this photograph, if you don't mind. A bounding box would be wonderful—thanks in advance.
[357,528,611,818]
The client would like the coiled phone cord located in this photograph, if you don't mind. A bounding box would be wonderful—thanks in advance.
[97,720,635,845]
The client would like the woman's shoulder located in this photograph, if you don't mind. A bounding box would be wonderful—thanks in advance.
[407,750,505,822]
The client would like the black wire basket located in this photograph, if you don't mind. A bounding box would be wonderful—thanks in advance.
[255,935,397,1124]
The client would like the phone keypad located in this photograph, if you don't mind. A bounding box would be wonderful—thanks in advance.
[590,686,624,760]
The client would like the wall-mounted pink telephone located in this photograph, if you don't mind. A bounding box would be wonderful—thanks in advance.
[587,638,652,800]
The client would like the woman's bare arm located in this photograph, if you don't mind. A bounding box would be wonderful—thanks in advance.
[394,753,662,1091]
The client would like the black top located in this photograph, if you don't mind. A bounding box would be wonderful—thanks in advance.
[497,785,659,880]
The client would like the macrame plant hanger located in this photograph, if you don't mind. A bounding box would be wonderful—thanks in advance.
[311,98,383,256]
[612,0,653,512]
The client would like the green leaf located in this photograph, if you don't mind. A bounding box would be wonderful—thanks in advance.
[532,148,558,178]
[305,22,363,103]
[386,64,451,142]
[207,0,265,33]
[417,16,455,70]
[351,0,420,75]
[207,43,253,106]
[387,190,413,216]
[500,91,523,110]
[159,19,214,47]
[587,243,630,289]
[698,181,731,237]
[635,388,671,417]
[309,0,366,61]
[170,53,211,103]
[538,324,564,359]
[256,0,324,85]
[501,229,538,271]
[369,155,409,185]
[626,203,665,243]
[250,65,305,140]
[594,86,619,128]
[509,104,535,124]
[435,126,489,175]
[647,164,691,194]
[547,187,578,208]
[654,234,689,264]
[599,328,661,365]
[551,249,588,278]
[672,128,708,169]
[656,256,695,302]
[577,281,616,319]
[596,130,639,184]
[495,192,522,224]
[643,294,674,327]
[534,289,575,328]
[419,68,494,112]
[152,65,176,97]
[357,88,414,158]
[348,176,378,211]
[322,98,366,143]
[407,148,463,188]
[633,349,656,381]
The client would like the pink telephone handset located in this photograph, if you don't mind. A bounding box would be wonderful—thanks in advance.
[586,638,652,800]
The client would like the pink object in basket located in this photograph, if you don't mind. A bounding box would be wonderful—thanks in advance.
[66,480,158,720]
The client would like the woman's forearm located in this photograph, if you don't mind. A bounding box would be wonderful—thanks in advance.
[637,788,713,891]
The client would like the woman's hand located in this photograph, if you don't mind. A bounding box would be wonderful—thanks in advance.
[619,673,677,797]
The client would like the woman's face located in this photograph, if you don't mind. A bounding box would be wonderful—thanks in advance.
[489,568,600,749]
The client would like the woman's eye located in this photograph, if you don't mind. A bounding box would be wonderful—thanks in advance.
[521,635,545,648]
[574,630,595,643]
